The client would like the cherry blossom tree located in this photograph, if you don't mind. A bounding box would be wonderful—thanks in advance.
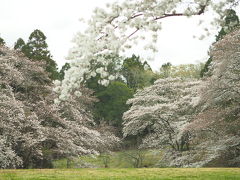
[174,28,240,167]
[0,85,42,168]
[122,78,201,151]
[189,28,240,136]
[55,0,238,101]
[0,46,45,168]
[0,137,22,169]
[197,29,239,137]
[201,28,240,111]
[0,46,119,168]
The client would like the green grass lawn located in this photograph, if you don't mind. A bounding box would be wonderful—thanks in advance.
[0,168,239,180]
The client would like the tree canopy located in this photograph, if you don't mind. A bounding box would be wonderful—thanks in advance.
[122,78,200,150]
[55,0,239,101]
[94,81,134,129]
[0,46,119,168]
[14,30,60,80]
[0,36,5,46]
[159,63,203,79]
[122,55,155,91]
[200,9,239,77]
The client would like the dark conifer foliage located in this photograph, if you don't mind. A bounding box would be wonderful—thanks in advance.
[14,30,60,80]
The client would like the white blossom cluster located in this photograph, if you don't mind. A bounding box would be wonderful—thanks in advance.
[190,28,240,137]
[56,0,236,101]
[164,29,240,167]
[202,28,240,108]
[122,77,201,150]
[0,137,23,169]
[121,28,240,167]
[0,46,119,168]
[0,85,43,168]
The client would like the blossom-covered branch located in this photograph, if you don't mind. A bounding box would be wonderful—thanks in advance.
[55,0,237,101]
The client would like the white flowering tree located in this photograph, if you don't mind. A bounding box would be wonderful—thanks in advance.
[188,28,240,136]
[173,28,240,167]
[201,28,240,111]
[189,28,240,146]
[0,85,42,168]
[122,78,200,151]
[0,46,119,168]
[55,0,238,101]
[0,46,45,168]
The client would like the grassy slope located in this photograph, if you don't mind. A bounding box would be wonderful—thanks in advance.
[0,168,240,180]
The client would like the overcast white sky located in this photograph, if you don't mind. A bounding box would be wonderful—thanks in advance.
[1,0,239,71]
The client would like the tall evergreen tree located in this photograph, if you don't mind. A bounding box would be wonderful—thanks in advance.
[16,29,60,80]
[159,62,172,78]
[14,38,25,51]
[26,30,51,60]
[59,63,70,80]
[0,36,6,56]
[0,36,5,46]
[14,38,30,56]
[216,9,239,41]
